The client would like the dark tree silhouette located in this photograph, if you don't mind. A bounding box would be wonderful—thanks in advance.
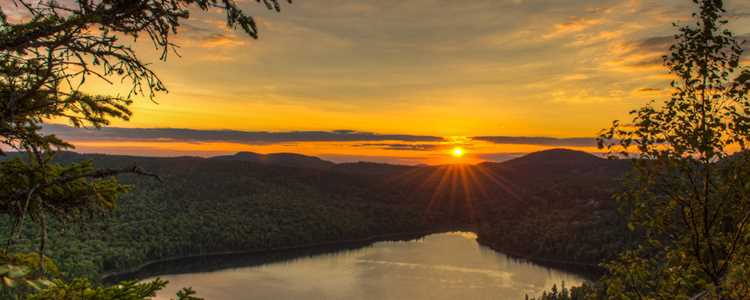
[0,0,289,298]
[597,0,750,298]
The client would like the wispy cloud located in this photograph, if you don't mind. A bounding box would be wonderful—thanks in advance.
[543,17,604,39]
[9,0,750,147]
[354,143,444,152]
[195,33,247,49]
[637,87,662,93]
[473,136,596,147]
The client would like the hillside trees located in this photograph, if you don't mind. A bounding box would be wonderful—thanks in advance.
[0,0,289,298]
[598,0,750,298]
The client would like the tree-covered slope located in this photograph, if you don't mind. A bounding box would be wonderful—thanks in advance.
[2,153,443,279]
[474,150,634,266]
[2,149,635,280]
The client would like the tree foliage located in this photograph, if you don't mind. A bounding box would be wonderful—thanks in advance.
[597,0,750,298]
[0,0,289,298]
[0,153,445,279]
[26,278,204,300]
[0,252,57,299]
[0,0,289,152]
[526,281,594,300]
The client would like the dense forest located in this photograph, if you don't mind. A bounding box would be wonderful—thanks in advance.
[3,0,750,298]
[0,152,442,279]
[1,149,635,281]
[475,150,635,266]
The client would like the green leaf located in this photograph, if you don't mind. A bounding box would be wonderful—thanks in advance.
[3,276,16,288]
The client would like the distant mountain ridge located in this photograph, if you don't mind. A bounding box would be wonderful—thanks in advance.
[4,148,608,170]
[210,148,606,169]
[211,151,335,170]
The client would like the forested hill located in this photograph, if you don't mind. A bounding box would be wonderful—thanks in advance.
[1,151,447,279]
[211,152,336,170]
[1,149,634,279]
[475,149,635,266]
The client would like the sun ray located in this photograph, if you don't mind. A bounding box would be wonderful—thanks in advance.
[474,164,523,202]
[457,165,479,223]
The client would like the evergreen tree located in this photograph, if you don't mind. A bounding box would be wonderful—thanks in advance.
[560,281,569,300]
[0,0,289,298]
[550,284,558,300]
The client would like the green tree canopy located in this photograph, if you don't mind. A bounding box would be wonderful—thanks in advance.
[598,0,750,298]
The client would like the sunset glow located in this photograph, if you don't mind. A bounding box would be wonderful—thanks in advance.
[17,1,750,164]
[5,1,750,299]
[452,147,465,158]
[37,124,604,165]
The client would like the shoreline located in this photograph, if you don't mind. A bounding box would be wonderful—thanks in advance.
[101,227,602,282]
[476,237,605,280]
[100,228,455,282]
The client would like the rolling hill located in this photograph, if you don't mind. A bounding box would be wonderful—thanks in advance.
[1,149,634,279]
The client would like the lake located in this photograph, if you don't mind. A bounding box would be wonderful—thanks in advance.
[147,232,586,300]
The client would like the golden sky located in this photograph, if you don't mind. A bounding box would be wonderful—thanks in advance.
[14,0,750,164]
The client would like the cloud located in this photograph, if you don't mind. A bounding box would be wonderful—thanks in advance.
[41,124,444,144]
[637,35,675,53]
[473,136,596,147]
[604,35,672,72]
[173,17,250,50]
[354,143,443,151]
[543,17,605,39]
[195,33,247,48]
[606,33,750,74]
[561,74,590,81]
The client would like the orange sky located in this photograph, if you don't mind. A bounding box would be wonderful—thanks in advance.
[11,0,750,164]
[62,139,600,165]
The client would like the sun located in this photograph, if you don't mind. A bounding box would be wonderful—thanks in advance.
[451,147,465,158]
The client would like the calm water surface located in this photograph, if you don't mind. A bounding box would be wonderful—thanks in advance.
[150,232,585,300]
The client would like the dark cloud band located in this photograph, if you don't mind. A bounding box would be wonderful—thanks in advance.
[354,143,443,151]
[41,124,445,144]
[42,124,602,148]
[473,136,596,147]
